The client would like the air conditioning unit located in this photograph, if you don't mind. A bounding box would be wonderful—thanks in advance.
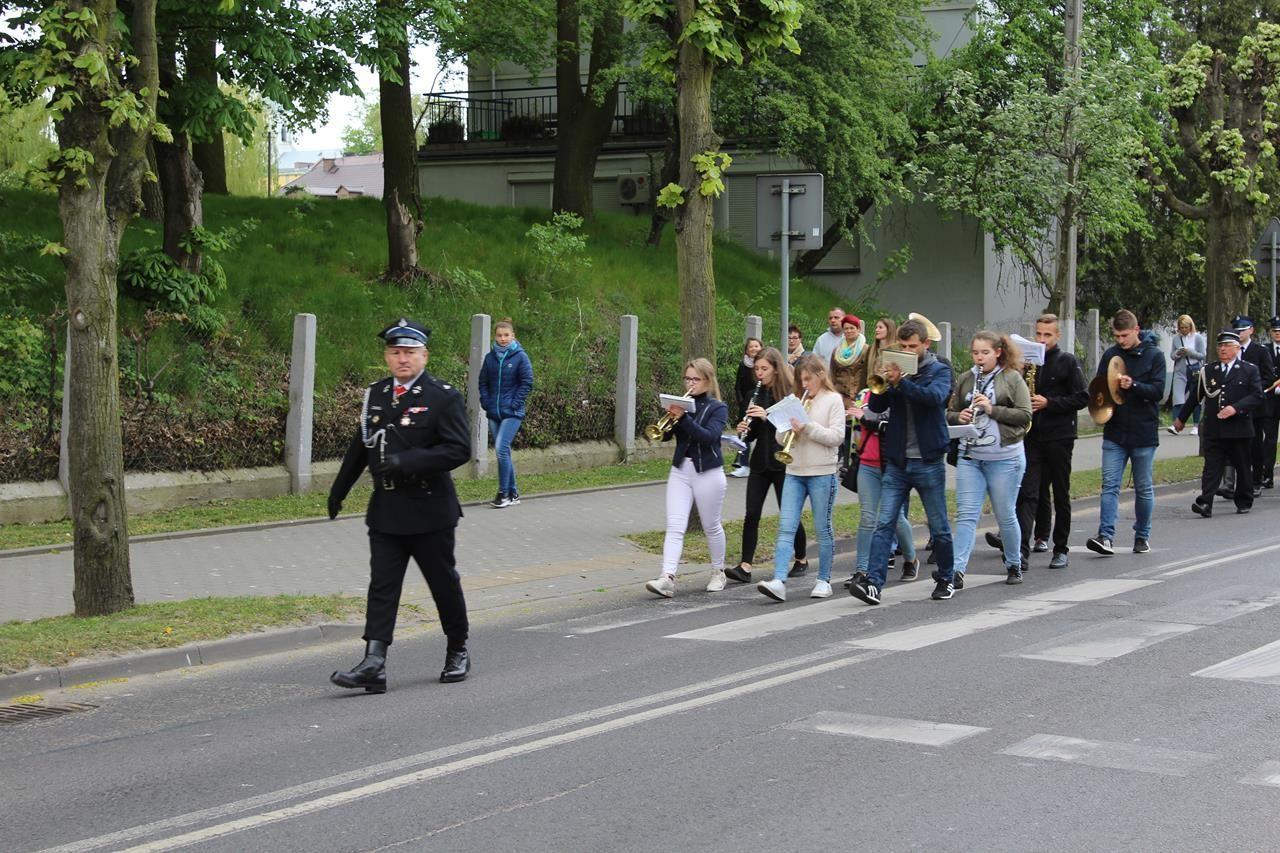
[617,174,650,205]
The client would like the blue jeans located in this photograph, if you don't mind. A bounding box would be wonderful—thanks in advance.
[953,454,1026,573]
[488,417,523,495]
[1099,439,1155,541]
[866,458,953,589]
[774,473,837,582]
[856,464,916,571]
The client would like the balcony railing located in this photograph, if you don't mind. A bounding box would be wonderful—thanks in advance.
[416,83,671,146]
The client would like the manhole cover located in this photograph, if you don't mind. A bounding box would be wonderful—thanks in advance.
[0,702,97,725]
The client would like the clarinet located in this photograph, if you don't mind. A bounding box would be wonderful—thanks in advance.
[739,381,763,438]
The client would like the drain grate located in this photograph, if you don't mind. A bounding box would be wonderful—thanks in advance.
[0,702,97,725]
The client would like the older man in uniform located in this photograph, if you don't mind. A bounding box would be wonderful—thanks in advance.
[1220,315,1275,500]
[328,318,472,693]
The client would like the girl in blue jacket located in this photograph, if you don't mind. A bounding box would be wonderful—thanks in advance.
[478,318,534,507]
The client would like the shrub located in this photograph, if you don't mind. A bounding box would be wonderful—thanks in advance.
[0,315,47,398]
[523,212,591,291]
[426,119,464,144]
[499,114,546,142]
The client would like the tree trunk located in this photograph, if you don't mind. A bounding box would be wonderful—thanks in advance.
[188,36,227,195]
[1204,185,1254,336]
[378,1,421,281]
[646,127,679,247]
[141,141,164,222]
[674,0,719,365]
[551,4,622,218]
[155,132,204,273]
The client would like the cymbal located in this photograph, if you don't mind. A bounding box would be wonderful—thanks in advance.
[1088,375,1115,424]
[1106,356,1128,404]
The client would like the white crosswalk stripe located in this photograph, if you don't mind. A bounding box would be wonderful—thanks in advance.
[999,734,1217,777]
[787,711,989,746]
[1193,638,1280,685]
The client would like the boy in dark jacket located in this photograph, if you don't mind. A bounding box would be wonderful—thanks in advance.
[1086,310,1166,556]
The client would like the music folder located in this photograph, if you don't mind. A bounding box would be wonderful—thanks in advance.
[658,393,697,413]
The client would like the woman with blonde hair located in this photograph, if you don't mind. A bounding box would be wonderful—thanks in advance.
[947,331,1032,585]
[864,316,898,382]
[644,358,730,597]
[757,355,847,601]
[1169,314,1206,435]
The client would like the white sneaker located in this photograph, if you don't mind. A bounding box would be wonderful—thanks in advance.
[757,578,787,601]
[1190,426,1198,435]
[645,575,676,598]
[1166,425,1180,435]
[730,466,751,478]
[810,580,833,598]
[706,570,727,592]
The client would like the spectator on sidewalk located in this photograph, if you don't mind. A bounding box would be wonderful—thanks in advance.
[644,359,730,598]
[756,355,845,602]
[829,314,867,468]
[787,324,809,367]
[478,318,534,509]
[865,317,898,381]
[812,306,846,362]
[948,331,1032,585]
[1168,315,1206,436]
[730,337,764,477]
[728,347,808,584]
[1086,309,1166,557]
[328,318,472,692]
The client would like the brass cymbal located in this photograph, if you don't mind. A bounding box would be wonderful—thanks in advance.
[1106,355,1128,404]
[1088,375,1115,424]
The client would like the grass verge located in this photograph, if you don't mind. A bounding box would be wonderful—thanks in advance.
[626,455,1205,564]
[0,458,673,552]
[0,595,373,675]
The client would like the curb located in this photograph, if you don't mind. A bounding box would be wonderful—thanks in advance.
[0,622,364,700]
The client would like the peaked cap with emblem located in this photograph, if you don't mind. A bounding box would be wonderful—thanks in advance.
[1216,328,1241,345]
[1269,315,1280,331]
[379,317,431,348]
[1231,314,1254,331]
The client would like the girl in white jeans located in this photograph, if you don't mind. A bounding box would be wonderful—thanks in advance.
[645,358,730,597]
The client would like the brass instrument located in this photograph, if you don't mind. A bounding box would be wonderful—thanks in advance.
[774,392,811,465]
[1087,375,1116,424]
[1025,364,1037,435]
[867,373,888,395]
[645,412,678,441]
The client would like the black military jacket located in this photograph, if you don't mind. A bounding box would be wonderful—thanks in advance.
[1178,359,1264,440]
[330,372,471,535]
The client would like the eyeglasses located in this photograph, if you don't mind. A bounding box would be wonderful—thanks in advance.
[788,334,800,340]
[683,375,702,383]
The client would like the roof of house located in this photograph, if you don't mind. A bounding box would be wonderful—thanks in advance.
[283,153,384,198]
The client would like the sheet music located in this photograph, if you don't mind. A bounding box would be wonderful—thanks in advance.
[658,393,697,414]
[766,394,811,432]
[1011,334,1046,366]
[947,424,980,440]
[720,434,748,452]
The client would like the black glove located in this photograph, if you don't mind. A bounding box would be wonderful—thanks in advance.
[369,452,402,479]
[327,493,342,520]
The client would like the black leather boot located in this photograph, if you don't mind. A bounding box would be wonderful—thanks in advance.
[440,646,470,683]
[330,640,388,693]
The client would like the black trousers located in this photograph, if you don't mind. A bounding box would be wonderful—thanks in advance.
[1201,436,1253,511]
[1257,413,1278,485]
[364,527,469,647]
[1017,438,1074,559]
[1033,478,1052,541]
[740,468,806,565]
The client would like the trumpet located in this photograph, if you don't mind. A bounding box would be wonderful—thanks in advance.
[774,392,811,465]
[645,412,678,441]
[867,373,888,395]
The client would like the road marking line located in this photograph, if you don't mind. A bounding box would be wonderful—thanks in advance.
[1154,543,1280,579]
[1141,589,1280,626]
[1193,639,1280,685]
[787,711,988,746]
[999,734,1217,777]
[1021,578,1156,602]
[846,599,1075,651]
[115,651,891,852]
[1012,619,1202,666]
[518,600,736,634]
[1239,761,1280,787]
[665,575,1005,642]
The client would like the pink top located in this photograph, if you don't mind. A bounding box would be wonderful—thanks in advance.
[859,431,881,469]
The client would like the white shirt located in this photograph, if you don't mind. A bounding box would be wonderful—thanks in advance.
[812,329,844,361]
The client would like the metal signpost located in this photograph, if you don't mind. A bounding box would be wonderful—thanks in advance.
[1253,218,1280,320]
[756,174,824,350]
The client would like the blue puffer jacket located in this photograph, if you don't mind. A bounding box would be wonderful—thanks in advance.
[868,351,953,465]
[1097,330,1165,448]
[478,341,534,420]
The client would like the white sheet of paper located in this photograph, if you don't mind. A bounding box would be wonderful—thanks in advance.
[659,393,696,414]
[1011,334,1046,366]
[766,394,811,432]
[948,424,980,440]
[720,434,748,451]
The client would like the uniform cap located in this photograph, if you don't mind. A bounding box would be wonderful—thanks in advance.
[1231,314,1254,330]
[1216,328,1241,345]
[1269,315,1280,331]
[379,317,430,348]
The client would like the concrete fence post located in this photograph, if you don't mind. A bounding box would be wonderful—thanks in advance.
[1086,308,1101,377]
[284,313,316,493]
[938,321,953,362]
[745,314,762,343]
[58,327,70,497]
[468,314,492,477]
[615,315,638,461]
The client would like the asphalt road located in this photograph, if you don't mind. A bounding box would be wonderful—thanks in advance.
[5,485,1280,852]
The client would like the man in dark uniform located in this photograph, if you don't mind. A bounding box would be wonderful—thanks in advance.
[1259,316,1280,488]
[1175,329,1264,516]
[1220,315,1275,500]
[328,318,472,693]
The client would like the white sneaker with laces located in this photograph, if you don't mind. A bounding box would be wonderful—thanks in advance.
[757,578,787,601]
[645,574,676,598]
[810,580,832,598]
[1190,426,1199,435]
[730,466,751,478]
[706,570,727,592]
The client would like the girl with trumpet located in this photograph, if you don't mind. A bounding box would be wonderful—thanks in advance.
[757,355,846,601]
[727,347,809,584]
[644,359,730,598]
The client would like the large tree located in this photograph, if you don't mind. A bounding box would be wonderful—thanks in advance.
[1144,4,1280,334]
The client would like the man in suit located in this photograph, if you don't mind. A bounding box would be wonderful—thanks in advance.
[327,318,473,693]
[1259,316,1280,488]
[1220,315,1275,499]
[1174,329,1265,516]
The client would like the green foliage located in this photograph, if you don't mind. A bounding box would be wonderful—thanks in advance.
[656,182,685,208]
[0,315,48,398]
[691,150,731,198]
[523,211,593,288]
[339,95,430,154]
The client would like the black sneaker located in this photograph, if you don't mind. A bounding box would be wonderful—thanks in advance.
[849,576,881,605]
[1006,565,1024,584]
[985,531,1003,551]
[490,491,510,508]
[508,492,521,505]
[1133,538,1151,554]
[931,579,954,600]
[1086,535,1115,556]
[1032,538,1049,553]
[788,559,809,577]
[953,571,965,590]
[843,570,867,590]
[900,559,920,582]
[724,564,752,583]
[1191,500,1211,518]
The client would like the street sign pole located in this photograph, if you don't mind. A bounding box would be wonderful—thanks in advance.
[780,178,790,351]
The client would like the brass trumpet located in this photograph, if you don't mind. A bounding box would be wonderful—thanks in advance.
[867,373,888,395]
[774,392,811,464]
[645,412,677,441]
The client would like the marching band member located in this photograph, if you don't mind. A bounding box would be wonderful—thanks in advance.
[848,388,920,584]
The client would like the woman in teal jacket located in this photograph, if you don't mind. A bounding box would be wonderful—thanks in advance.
[478,318,534,508]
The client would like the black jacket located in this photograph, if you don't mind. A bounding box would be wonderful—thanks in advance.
[742,386,790,473]
[735,362,758,420]
[1026,345,1088,442]
[1241,339,1277,417]
[1178,359,1264,439]
[329,372,471,535]
[1263,339,1280,416]
[665,393,729,473]
[1097,332,1166,448]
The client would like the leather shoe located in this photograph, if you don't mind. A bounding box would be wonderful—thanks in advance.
[327,493,342,520]
[1237,506,1252,515]
[441,647,471,683]
[1217,488,1235,500]
[1191,500,1211,518]
[331,640,388,693]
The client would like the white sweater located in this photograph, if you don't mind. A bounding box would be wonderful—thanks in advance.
[785,390,846,476]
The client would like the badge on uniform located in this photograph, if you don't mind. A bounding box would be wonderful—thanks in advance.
[400,415,411,426]
[408,406,428,413]
[371,415,381,424]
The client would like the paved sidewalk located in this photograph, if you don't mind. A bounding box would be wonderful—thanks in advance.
[0,433,1204,622]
